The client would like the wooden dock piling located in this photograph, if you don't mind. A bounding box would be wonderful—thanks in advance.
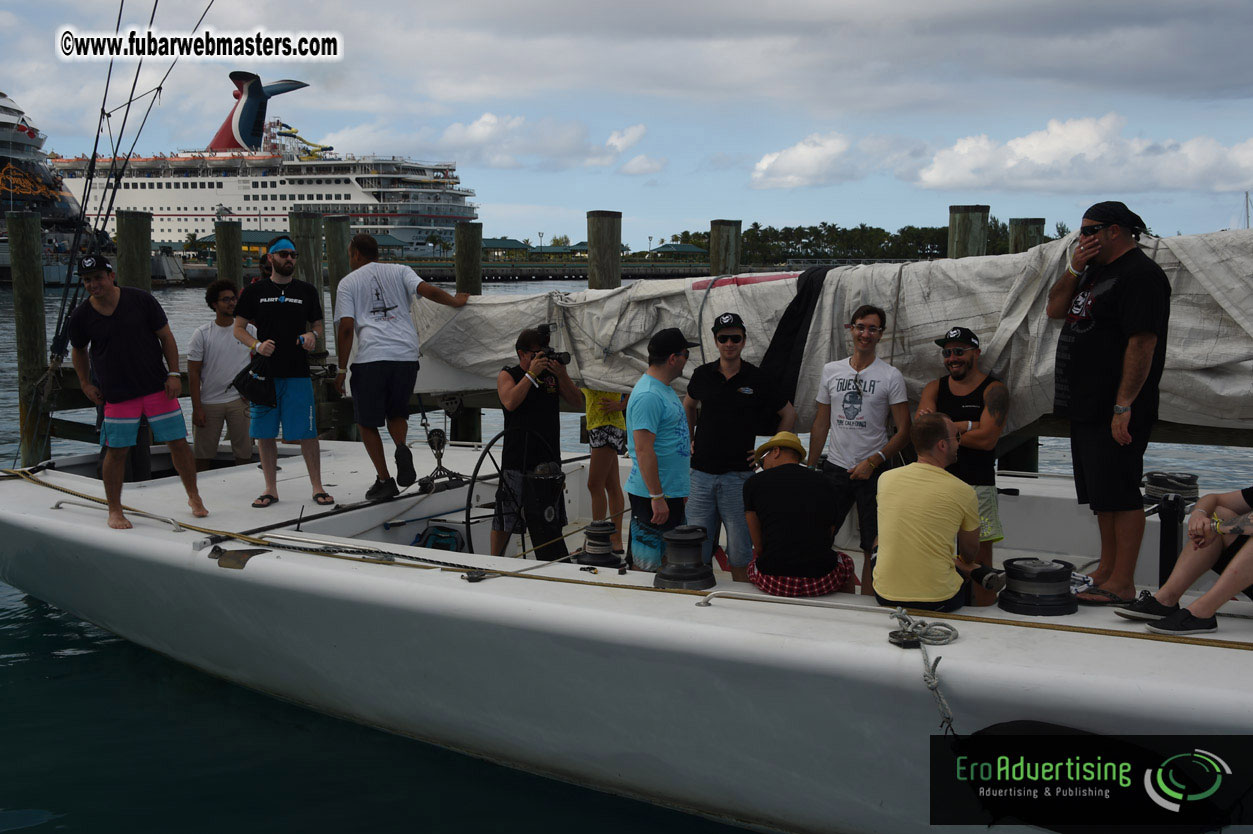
[1008,218,1046,254]
[587,211,622,290]
[710,219,742,275]
[115,210,152,290]
[8,211,51,466]
[451,222,483,442]
[213,220,243,288]
[947,205,990,259]
[324,215,351,319]
[288,212,324,348]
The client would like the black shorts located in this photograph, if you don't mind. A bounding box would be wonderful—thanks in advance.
[1214,535,1253,601]
[876,579,971,612]
[350,360,419,427]
[822,461,881,552]
[1070,416,1152,512]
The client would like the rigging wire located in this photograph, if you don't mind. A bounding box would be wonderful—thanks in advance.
[17,0,217,468]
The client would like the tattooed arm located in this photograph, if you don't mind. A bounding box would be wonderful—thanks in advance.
[958,381,1009,451]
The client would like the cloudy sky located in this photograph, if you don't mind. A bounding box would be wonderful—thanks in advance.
[9,0,1253,248]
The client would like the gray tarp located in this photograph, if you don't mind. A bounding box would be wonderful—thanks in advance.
[411,230,1253,434]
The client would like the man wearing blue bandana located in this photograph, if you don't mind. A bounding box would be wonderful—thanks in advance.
[234,235,333,508]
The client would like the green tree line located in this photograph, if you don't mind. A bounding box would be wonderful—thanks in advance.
[666,218,1067,265]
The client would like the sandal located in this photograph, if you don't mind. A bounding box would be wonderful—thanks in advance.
[252,493,279,509]
[312,492,335,506]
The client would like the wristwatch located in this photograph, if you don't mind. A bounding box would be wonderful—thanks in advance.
[1112,404,1130,415]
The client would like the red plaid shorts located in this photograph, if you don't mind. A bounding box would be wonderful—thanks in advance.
[747,551,856,598]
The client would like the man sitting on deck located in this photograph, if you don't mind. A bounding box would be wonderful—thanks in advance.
[873,413,1004,612]
[743,432,855,597]
[1114,487,1253,635]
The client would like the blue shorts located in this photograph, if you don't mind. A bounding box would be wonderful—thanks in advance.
[101,391,187,448]
[251,377,317,441]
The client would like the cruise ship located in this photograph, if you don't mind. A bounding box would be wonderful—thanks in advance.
[51,72,477,250]
[1,90,81,229]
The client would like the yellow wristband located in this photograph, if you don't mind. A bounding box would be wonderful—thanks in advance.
[253,340,260,351]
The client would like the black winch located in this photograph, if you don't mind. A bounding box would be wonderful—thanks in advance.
[575,520,624,569]
[653,526,716,591]
[997,557,1078,617]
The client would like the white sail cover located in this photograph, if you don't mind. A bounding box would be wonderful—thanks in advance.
[411,230,1253,433]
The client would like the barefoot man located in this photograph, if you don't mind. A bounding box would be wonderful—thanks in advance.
[68,255,208,528]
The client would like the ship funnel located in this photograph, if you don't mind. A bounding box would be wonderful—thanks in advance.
[208,71,308,151]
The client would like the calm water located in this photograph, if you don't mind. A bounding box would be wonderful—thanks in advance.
[1,279,1250,832]
[0,279,738,834]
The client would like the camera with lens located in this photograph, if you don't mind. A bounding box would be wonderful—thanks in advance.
[535,323,571,365]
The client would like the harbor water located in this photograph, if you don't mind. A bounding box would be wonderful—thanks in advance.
[1,279,1250,832]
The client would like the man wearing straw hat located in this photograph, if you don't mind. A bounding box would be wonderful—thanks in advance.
[742,431,855,597]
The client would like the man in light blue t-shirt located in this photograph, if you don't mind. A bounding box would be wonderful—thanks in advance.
[625,327,698,570]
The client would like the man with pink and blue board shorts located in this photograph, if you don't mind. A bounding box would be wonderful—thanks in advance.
[68,255,208,529]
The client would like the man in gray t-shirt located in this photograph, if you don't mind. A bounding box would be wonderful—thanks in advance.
[334,233,468,500]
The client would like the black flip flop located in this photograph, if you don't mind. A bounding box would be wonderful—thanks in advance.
[312,492,335,506]
[1076,587,1134,606]
[252,493,279,509]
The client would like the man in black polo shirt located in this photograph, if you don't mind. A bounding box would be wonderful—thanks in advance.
[683,312,795,581]
[492,326,583,559]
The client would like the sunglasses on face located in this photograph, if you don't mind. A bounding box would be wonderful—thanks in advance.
[716,334,743,344]
[846,324,883,334]
[218,295,237,303]
[1079,223,1111,237]
[270,250,298,259]
[677,350,690,359]
[941,347,971,358]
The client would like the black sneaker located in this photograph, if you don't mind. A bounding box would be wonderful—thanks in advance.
[1114,590,1180,622]
[970,566,1006,593]
[366,477,399,501]
[395,445,416,488]
[1146,608,1218,636]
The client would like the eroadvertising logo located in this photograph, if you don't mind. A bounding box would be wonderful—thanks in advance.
[1144,749,1231,812]
[930,731,1253,827]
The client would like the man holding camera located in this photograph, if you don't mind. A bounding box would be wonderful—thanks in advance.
[492,327,584,558]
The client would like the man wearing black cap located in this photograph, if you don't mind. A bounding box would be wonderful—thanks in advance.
[1046,201,1171,605]
[68,255,208,528]
[916,326,1009,606]
[683,312,796,581]
[625,327,698,571]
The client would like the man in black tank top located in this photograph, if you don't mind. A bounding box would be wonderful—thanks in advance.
[916,327,1010,606]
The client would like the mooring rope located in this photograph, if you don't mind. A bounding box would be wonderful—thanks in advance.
[889,608,961,735]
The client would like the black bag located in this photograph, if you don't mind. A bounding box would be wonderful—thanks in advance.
[232,356,276,408]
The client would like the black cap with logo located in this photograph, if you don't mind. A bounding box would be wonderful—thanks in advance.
[711,312,746,334]
[934,326,980,349]
[77,254,112,275]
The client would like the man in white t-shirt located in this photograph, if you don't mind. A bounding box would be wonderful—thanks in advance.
[188,279,255,471]
[334,233,468,500]
[806,304,911,595]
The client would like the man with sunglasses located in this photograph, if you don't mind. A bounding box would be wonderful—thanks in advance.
[916,327,1009,605]
[1046,201,1170,606]
[188,279,255,471]
[806,304,910,595]
[625,327,699,571]
[234,236,333,509]
[683,312,796,581]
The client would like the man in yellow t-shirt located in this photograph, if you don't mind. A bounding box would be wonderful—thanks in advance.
[873,413,1003,612]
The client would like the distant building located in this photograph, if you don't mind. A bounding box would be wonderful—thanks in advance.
[482,237,530,260]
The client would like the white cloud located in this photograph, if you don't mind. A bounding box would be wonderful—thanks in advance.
[618,154,667,176]
[607,124,646,154]
[750,132,855,189]
[917,114,1253,193]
